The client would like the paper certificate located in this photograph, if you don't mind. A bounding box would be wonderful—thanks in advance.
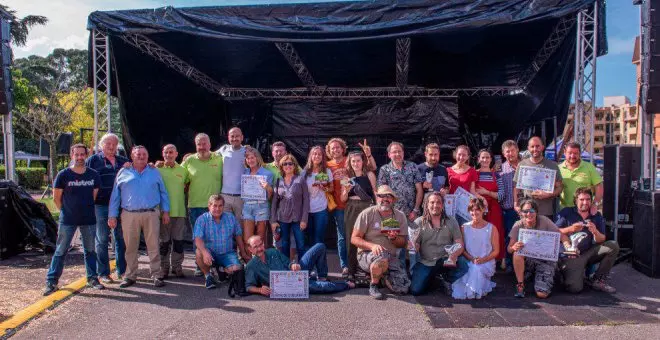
[444,194,456,217]
[270,270,309,299]
[517,229,561,262]
[241,175,267,200]
[515,166,556,193]
[454,187,475,221]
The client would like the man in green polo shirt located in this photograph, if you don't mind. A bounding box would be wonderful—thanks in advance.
[559,142,603,213]
[182,133,223,276]
[264,141,287,179]
[157,144,190,278]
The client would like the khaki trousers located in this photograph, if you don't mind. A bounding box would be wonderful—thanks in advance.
[121,209,161,280]
[221,194,244,220]
[159,217,186,273]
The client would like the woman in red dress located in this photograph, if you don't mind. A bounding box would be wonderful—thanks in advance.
[475,149,506,264]
[447,145,480,225]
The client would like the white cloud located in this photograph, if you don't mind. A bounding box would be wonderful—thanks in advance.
[608,36,636,56]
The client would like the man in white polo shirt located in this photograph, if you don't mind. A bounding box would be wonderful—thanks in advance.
[217,127,246,220]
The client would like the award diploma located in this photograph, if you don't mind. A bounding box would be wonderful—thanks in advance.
[241,175,267,200]
[516,229,561,262]
[454,187,475,222]
[515,166,556,193]
[270,270,309,299]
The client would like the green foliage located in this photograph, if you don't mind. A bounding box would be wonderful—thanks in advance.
[14,49,88,94]
[0,4,48,47]
[0,166,46,189]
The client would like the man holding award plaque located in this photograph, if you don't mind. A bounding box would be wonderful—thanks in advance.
[513,137,563,219]
[351,185,410,300]
[555,187,618,294]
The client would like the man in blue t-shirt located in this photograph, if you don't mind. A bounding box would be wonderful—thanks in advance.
[44,144,102,296]
[555,187,619,294]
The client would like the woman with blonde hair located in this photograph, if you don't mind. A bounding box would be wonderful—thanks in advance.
[242,146,274,245]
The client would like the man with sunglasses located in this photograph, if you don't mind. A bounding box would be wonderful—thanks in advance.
[555,187,618,294]
[351,185,410,300]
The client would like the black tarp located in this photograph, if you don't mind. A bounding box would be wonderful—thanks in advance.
[0,181,57,259]
[87,0,606,163]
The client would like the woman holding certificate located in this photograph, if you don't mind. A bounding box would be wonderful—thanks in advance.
[301,146,334,247]
[271,154,310,261]
[452,198,499,299]
[340,151,377,282]
[447,145,479,225]
[474,149,506,266]
[242,147,274,245]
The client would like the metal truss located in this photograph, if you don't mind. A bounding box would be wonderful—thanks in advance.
[275,42,316,88]
[396,38,410,90]
[92,29,112,148]
[573,2,598,160]
[221,86,514,99]
[518,15,576,89]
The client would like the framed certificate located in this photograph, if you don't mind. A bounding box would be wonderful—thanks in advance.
[443,194,456,217]
[241,175,267,200]
[516,228,560,262]
[270,270,309,299]
[515,166,556,193]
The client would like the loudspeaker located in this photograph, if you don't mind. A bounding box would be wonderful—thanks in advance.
[39,133,74,157]
[632,190,660,277]
[0,18,12,116]
[603,145,642,224]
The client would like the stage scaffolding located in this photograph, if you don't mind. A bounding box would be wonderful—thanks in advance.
[89,2,600,151]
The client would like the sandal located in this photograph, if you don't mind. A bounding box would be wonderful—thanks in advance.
[514,282,525,298]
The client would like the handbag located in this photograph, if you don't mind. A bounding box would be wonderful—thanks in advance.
[326,191,337,212]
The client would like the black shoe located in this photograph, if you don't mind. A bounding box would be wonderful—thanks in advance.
[217,270,229,284]
[87,279,105,290]
[43,282,58,296]
[154,278,166,287]
[369,284,384,300]
[119,278,136,288]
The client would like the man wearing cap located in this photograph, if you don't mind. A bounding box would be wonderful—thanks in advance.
[351,185,410,300]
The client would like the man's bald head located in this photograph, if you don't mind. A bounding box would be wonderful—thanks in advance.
[527,136,545,159]
[228,127,244,148]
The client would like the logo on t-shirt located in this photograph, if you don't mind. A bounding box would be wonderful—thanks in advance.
[67,179,95,187]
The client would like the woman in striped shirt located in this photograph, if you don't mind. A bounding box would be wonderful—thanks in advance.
[475,149,506,267]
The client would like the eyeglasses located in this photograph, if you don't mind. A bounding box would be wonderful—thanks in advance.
[520,209,536,214]
[376,194,394,199]
[282,162,294,167]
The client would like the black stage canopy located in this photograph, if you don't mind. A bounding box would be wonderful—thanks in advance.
[87,0,606,164]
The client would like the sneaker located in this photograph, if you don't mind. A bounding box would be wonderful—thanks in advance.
[194,267,203,277]
[369,283,384,300]
[43,282,58,296]
[154,278,166,287]
[99,276,115,284]
[205,274,217,290]
[591,278,616,293]
[514,282,525,298]
[87,279,105,290]
[172,268,185,278]
[119,278,136,288]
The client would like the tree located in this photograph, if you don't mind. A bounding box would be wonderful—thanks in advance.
[14,49,87,94]
[0,4,48,47]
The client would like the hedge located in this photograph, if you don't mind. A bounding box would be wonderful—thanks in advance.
[0,166,46,189]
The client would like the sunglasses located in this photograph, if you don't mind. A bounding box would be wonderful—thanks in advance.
[282,162,295,166]
[376,194,394,199]
[521,209,536,214]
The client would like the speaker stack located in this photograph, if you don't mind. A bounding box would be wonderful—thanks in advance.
[0,17,11,116]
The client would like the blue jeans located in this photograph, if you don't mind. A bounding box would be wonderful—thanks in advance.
[47,224,98,284]
[300,243,329,278]
[307,209,329,247]
[95,205,126,277]
[502,208,519,268]
[410,256,469,296]
[280,221,305,261]
[332,209,347,269]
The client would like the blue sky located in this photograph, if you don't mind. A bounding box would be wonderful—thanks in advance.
[7,0,639,106]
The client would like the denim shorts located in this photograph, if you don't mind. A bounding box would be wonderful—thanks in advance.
[242,201,270,222]
[212,251,241,268]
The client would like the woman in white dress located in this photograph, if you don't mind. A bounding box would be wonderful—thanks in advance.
[452,197,500,299]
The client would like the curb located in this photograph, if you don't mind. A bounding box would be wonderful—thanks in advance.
[0,261,116,338]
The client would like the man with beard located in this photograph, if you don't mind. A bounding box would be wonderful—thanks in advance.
[351,185,410,300]
[109,146,170,288]
[182,133,223,276]
[558,142,603,213]
[265,141,288,179]
[410,192,469,296]
[417,143,449,201]
[44,144,103,296]
[216,127,246,220]
[513,137,563,219]
[555,187,618,294]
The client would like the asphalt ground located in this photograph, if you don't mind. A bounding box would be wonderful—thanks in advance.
[6,252,660,339]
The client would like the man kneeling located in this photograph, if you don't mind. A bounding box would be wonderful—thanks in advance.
[351,185,411,300]
[244,235,353,296]
[195,195,250,290]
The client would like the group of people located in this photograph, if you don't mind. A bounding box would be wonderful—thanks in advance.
[43,129,619,301]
